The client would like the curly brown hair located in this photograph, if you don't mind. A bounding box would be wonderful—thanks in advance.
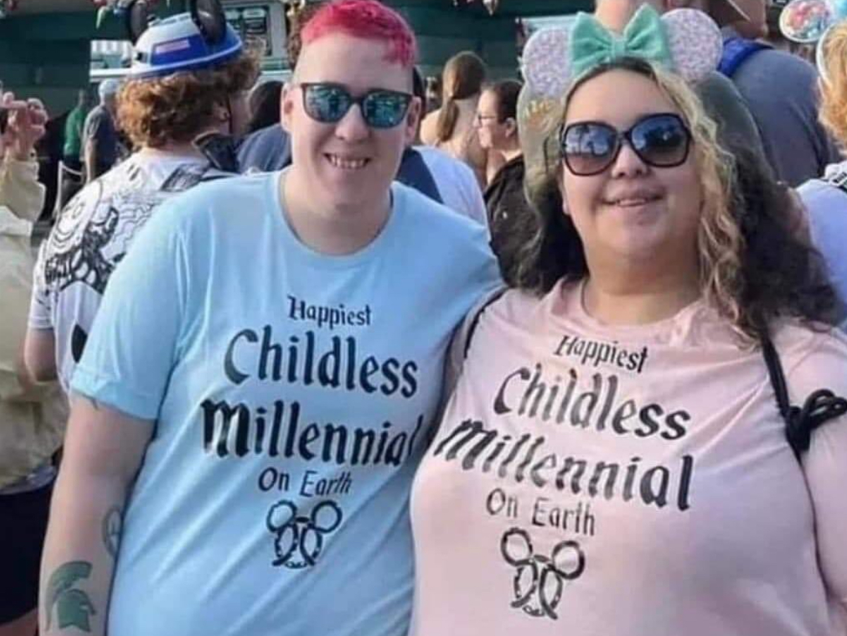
[518,57,841,341]
[118,53,259,149]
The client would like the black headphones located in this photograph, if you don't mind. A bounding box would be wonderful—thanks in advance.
[125,0,228,45]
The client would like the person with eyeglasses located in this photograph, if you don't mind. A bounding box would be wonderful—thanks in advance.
[410,7,847,636]
[36,2,499,636]
[474,79,532,285]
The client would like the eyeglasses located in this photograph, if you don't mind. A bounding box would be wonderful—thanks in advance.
[559,113,691,177]
[475,113,498,126]
[298,82,413,129]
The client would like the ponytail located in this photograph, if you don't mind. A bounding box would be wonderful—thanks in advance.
[434,50,487,143]
[435,97,459,143]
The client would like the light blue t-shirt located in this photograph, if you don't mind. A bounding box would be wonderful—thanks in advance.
[798,163,847,331]
[72,171,501,636]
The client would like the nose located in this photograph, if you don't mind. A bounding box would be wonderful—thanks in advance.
[334,103,370,143]
[609,138,648,178]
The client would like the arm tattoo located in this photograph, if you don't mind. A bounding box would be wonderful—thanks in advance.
[45,561,97,632]
[101,506,123,559]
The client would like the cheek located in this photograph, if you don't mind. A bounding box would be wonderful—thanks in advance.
[561,170,599,215]
[667,166,704,217]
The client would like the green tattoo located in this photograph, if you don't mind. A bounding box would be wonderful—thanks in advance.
[45,561,96,632]
[102,506,123,558]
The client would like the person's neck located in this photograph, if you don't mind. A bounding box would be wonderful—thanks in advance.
[282,169,391,256]
[582,259,700,325]
[500,146,522,163]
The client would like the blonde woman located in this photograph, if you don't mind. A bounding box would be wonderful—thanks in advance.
[410,7,847,635]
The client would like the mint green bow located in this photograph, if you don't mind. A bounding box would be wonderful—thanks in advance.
[569,4,673,80]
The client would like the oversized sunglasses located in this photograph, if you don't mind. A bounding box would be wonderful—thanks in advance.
[299,82,413,129]
[559,113,691,177]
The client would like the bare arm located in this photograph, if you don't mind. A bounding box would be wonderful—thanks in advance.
[24,327,57,383]
[39,397,153,636]
[84,139,98,184]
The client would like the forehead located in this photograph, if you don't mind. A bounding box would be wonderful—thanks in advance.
[296,33,411,93]
[565,69,680,127]
[478,90,499,112]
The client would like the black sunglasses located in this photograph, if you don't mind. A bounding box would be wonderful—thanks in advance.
[560,113,691,177]
[298,82,413,129]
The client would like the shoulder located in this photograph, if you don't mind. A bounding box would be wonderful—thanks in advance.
[237,125,290,173]
[798,167,847,223]
[392,181,497,272]
[420,110,440,144]
[416,145,476,182]
[735,49,818,92]
[798,174,838,207]
[145,172,276,236]
[756,48,816,76]
[773,322,847,402]
[394,181,480,234]
[85,106,106,124]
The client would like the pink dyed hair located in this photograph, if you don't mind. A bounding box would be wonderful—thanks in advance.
[301,0,418,68]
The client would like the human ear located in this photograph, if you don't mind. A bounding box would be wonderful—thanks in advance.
[404,96,423,146]
[280,83,296,134]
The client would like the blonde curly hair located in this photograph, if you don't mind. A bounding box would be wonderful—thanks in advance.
[819,21,847,147]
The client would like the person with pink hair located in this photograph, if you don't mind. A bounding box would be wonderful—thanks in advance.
[37,2,499,636]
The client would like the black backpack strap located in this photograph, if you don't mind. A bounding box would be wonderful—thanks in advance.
[462,287,508,359]
[760,330,847,459]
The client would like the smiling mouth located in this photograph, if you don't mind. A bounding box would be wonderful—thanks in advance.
[326,154,370,170]
[605,194,662,208]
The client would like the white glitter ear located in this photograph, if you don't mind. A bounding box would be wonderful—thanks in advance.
[662,9,723,83]
[518,25,573,171]
[521,27,573,99]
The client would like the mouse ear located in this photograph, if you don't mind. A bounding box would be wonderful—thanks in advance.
[310,501,342,533]
[266,500,297,532]
[500,528,534,566]
[190,0,228,44]
[661,9,723,83]
[125,0,151,45]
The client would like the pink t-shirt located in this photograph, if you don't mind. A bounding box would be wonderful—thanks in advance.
[411,281,847,636]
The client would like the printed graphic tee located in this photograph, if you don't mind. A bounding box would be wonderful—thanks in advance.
[71,173,501,636]
[29,149,215,391]
[410,282,847,636]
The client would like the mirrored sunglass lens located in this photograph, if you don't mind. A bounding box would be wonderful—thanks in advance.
[632,116,688,166]
[305,85,351,123]
[362,92,409,128]
[564,124,617,174]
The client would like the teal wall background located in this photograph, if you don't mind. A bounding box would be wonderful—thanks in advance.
[0,0,590,116]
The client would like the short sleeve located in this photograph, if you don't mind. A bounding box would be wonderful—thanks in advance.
[70,203,188,421]
[84,110,102,141]
[455,162,489,231]
[786,332,847,619]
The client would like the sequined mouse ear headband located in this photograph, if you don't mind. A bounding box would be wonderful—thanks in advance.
[776,0,847,84]
[517,5,723,178]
